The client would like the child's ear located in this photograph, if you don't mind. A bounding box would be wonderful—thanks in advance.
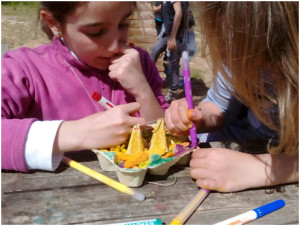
[40,9,62,37]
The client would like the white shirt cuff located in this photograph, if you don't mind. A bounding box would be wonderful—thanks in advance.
[25,120,64,171]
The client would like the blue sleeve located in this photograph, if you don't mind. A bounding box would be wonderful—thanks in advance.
[201,73,246,125]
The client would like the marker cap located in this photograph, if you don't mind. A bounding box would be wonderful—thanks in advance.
[92,92,102,101]
[253,199,285,218]
[133,191,146,201]
[182,51,189,62]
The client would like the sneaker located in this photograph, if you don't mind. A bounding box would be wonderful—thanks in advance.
[165,89,178,103]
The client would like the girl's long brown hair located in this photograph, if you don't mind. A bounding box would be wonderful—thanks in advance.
[39,2,136,40]
[198,2,298,155]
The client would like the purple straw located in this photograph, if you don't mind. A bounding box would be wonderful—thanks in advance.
[182,51,197,148]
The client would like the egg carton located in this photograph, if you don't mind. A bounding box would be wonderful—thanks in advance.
[92,147,192,187]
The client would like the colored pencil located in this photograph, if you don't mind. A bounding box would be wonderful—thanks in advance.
[62,156,145,201]
[170,188,210,225]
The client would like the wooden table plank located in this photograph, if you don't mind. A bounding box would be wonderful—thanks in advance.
[2,155,298,225]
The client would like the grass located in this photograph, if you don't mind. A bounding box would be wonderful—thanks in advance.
[190,68,204,80]
[1,1,40,16]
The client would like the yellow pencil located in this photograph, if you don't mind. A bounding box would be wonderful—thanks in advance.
[61,156,145,201]
[170,188,210,225]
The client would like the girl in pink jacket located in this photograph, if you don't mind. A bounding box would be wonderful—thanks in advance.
[2,2,168,172]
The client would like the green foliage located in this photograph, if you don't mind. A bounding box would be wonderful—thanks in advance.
[2,1,40,15]
[190,68,204,80]
[2,1,39,7]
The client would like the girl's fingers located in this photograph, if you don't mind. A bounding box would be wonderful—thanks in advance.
[191,148,210,159]
[169,101,189,130]
[190,166,215,183]
[117,102,145,125]
[122,102,139,112]
[177,100,194,127]
[189,159,219,191]
[108,62,119,71]
[110,42,134,62]
[165,108,187,135]
[189,157,208,169]
[187,109,201,121]
[174,100,193,128]
[195,178,218,191]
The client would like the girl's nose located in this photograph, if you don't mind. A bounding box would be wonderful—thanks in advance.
[107,34,120,54]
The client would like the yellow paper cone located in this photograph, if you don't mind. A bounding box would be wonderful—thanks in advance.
[149,118,168,155]
[126,124,145,155]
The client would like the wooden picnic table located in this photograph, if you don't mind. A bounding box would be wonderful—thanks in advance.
[2,149,298,225]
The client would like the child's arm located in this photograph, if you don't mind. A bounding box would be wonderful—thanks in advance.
[167,2,182,51]
[53,102,145,154]
[152,3,161,13]
[190,147,298,192]
[109,44,165,121]
[165,73,244,136]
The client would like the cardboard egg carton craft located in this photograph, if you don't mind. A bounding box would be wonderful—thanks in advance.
[93,118,194,187]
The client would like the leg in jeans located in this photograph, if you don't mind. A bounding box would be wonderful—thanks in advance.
[168,47,181,91]
[164,46,182,103]
[150,36,168,63]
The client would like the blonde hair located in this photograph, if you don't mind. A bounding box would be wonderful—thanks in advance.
[198,2,298,155]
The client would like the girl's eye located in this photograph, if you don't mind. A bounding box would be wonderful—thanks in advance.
[85,23,129,37]
[86,30,105,37]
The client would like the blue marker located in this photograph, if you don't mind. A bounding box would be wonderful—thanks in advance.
[214,199,285,225]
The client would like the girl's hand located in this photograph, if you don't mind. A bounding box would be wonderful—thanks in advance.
[109,43,148,98]
[164,98,203,136]
[189,147,269,192]
[55,102,145,152]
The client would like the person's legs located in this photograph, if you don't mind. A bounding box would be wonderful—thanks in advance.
[165,47,181,103]
[169,49,180,91]
[163,52,170,82]
[150,36,168,63]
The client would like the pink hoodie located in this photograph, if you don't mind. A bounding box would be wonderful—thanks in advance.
[1,37,168,172]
